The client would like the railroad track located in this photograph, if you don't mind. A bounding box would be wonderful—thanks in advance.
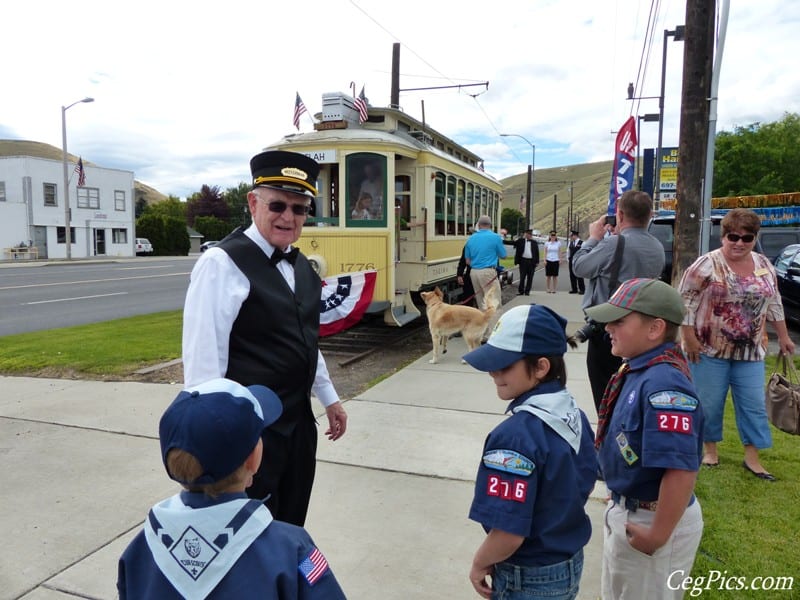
[318,314,428,367]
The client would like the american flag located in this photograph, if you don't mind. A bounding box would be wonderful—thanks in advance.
[297,547,329,585]
[293,92,307,130]
[74,157,86,187]
[354,86,368,124]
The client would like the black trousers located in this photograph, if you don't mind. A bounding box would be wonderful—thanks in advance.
[568,259,585,293]
[587,329,623,413]
[518,258,535,294]
[248,418,318,526]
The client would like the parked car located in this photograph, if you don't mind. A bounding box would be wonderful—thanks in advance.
[648,211,764,283]
[757,228,800,262]
[200,240,219,252]
[134,238,153,255]
[773,243,800,325]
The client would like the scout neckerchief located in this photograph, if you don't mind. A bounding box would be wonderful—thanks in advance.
[512,387,583,454]
[594,343,690,449]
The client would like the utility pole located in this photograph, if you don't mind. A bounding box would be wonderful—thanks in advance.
[672,0,715,284]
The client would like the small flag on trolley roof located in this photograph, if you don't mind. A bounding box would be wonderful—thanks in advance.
[74,157,86,187]
[354,86,368,124]
[293,92,307,130]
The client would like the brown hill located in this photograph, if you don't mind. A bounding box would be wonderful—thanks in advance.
[0,139,167,205]
[501,160,613,236]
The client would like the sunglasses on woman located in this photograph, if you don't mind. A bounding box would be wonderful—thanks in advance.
[725,233,755,243]
[265,200,311,216]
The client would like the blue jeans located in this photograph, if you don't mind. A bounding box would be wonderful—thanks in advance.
[492,550,583,600]
[689,355,772,448]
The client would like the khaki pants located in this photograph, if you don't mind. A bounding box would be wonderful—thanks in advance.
[470,267,501,311]
[602,498,703,599]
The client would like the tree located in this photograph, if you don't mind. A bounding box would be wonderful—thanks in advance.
[185,184,229,226]
[501,207,525,237]
[224,182,251,230]
[713,112,800,196]
[145,195,187,220]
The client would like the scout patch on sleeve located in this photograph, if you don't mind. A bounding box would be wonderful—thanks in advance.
[298,547,329,586]
[486,474,528,503]
[656,412,694,434]
[482,449,535,476]
[647,390,699,412]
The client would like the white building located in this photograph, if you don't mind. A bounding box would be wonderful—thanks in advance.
[0,155,135,259]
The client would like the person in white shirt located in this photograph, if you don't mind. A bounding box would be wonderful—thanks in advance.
[544,231,563,293]
[182,150,347,527]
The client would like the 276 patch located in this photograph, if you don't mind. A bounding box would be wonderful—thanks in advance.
[482,449,534,476]
[486,474,528,503]
[656,411,693,434]
[648,391,698,412]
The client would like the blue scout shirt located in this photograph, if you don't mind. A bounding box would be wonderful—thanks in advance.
[469,380,598,566]
[118,491,345,599]
[598,343,703,502]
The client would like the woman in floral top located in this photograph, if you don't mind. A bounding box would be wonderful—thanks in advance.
[678,209,795,480]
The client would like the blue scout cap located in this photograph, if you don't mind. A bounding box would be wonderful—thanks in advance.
[159,378,282,485]
[463,304,568,372]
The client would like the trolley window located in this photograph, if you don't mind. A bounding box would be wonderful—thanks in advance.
[346,153,387,227]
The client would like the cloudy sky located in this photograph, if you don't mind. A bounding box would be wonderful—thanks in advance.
[2,0,798,198]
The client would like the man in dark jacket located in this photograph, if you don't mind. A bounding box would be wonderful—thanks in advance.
[568,230,585,294]
[512,229,539,295]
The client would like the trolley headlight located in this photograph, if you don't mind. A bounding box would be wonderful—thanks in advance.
[307,254,328,278]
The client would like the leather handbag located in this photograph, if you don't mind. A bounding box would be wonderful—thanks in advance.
[766,353,800,435]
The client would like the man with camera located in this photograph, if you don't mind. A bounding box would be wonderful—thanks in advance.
[571,190,665,412]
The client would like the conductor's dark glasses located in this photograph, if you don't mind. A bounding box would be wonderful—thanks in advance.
[725,233,755,243]
[266,200,310,216]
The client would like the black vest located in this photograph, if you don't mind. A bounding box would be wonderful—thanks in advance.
[219,229,321,434]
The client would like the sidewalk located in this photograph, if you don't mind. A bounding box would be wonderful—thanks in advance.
[0,286,604,600]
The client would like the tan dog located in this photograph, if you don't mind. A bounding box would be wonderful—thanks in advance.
[420,286,496,364]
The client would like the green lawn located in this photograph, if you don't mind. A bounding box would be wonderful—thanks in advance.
[0,318,798,595]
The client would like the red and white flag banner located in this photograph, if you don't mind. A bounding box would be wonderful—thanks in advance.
[319,270,377,337]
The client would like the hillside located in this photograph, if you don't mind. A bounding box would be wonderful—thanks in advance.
[501,160,613,236]
[0,139,168,205]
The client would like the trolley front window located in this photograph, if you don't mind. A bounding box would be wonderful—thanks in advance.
[346,153,387,227]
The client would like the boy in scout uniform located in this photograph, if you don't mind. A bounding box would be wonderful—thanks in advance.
[585,278,704,600]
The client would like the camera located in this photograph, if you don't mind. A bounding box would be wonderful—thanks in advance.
[574,319,602,343]
[605,215,616,227]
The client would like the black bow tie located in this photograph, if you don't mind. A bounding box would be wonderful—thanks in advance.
[269,247,299,266]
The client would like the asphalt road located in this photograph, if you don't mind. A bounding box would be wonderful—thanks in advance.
[0,256,196,336]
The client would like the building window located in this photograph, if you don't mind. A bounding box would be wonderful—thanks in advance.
[44,183,57,206]
[77,187,100,209]
[112,228,128,243]
[57,227,76,244]
[114,190,126,211]
[0,181,6,201]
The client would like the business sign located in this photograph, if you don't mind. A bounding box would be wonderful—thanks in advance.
[658,147,679,192]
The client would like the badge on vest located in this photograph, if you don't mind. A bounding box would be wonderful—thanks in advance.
[482,449,535,476]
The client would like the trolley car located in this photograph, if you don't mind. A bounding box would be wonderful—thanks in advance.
[267,92,503,326]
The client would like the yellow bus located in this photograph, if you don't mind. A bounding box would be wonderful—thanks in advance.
[267,92,503,326]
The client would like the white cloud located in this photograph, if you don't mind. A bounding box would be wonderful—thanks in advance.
[2,0,798,197]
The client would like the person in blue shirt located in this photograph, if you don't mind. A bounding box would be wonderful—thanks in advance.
[585,278,704,600]
[464,215,507,311]
[117,378,346,599]
[463,304,598,599]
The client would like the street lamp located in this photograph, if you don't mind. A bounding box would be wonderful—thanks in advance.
[654,25,685,206]
[500,133,535,230]
[62,96,94,260]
